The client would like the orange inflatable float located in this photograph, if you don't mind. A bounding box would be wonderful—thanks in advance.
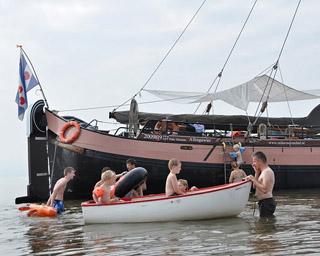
[19,203,57,217]
[93,187,105,197]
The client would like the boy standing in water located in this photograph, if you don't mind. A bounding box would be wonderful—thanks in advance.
[165,158,185,197]
[47,167,76,213]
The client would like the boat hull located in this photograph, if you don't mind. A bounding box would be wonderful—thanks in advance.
[81,180,252,224]
[15,101,320,203]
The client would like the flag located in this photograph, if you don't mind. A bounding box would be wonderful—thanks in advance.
[15,51,39,120]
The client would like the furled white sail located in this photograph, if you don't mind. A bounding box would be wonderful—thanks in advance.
[145,75,320,111]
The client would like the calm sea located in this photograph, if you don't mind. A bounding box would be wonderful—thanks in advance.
[1,177,319,255]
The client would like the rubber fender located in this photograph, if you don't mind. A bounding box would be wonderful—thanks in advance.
[114,167,148,198]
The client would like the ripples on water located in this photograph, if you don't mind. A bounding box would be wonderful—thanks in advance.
[1,179,320,255]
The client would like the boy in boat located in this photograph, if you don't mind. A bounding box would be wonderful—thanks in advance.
[229,161,247,183]
[93,170,120,204]
[165,158,185,197]
[177,179,197,192]
[246,151,277,217]
[94,167,127,189]
[47,167,76,213]
[125,158,147,197]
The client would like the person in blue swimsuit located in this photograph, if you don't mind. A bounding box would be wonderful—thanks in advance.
[47,167,76,213]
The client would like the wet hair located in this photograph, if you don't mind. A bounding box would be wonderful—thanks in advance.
[178,179,188,190]
[168,158,181,170]
[231,161,238,169]
[101,170,116,181]
[64,167,75,176]
[252,151,267,163]
[126,158,137,166]
[101,167,111,174]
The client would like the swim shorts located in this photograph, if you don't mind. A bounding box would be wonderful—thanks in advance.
[53,200,65,214]
[258,197,276,217]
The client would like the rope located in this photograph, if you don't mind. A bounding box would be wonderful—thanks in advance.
[278,65,295,125]
[251,0,301,127]
[57,93,206,112]
[112,0,207,112]
[194,0,258,114]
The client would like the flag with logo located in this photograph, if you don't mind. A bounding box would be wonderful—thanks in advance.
[15,51,39,120]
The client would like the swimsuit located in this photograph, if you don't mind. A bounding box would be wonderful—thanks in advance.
[53,200,65,214]
[258,197,277,217]
[232,175,245,182]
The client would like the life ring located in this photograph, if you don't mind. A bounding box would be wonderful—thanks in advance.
[154,121,162,135]
[59,121,81,143]
[114,167,148,198]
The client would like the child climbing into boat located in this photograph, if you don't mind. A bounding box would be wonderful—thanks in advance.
[233,144,243,166]
[229,161,247,183]
[47,167,76,213]
[92,170,120,204]
[165,158,185,197]
[178,179,197,192]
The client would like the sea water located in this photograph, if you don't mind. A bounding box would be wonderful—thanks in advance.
[1,177,320,255]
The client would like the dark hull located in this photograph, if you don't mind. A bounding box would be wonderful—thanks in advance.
[15,100,320,203]
[47,132,227,200]
[47,136,320,200]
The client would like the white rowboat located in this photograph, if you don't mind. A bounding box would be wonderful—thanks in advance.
[81,180,252,224]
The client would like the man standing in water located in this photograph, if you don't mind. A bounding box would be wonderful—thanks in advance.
[47,167,76,213]
[246,151,276,217]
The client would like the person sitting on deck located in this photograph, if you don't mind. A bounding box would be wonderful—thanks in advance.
[165,158,185,197]
[229,161,247,183]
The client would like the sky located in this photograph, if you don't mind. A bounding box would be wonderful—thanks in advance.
[1,0,320,179]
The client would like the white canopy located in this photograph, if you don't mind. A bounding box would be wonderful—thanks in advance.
[145,75,320,111]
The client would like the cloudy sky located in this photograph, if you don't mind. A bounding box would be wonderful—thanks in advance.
[1,0,319,178]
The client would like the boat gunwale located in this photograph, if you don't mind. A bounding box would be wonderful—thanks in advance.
[81,180,252,207]
[46,109,320,147]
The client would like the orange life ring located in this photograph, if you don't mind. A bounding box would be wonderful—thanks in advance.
[59,121,81,143]
[154,121,162,135]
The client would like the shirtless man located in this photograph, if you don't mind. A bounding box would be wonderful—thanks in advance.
[246,151,276,217]
[47,167,76,213]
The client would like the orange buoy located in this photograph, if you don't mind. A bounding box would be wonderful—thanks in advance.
[58,121,81,143]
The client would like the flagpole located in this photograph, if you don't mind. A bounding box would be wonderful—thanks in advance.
[17,45,50,109]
